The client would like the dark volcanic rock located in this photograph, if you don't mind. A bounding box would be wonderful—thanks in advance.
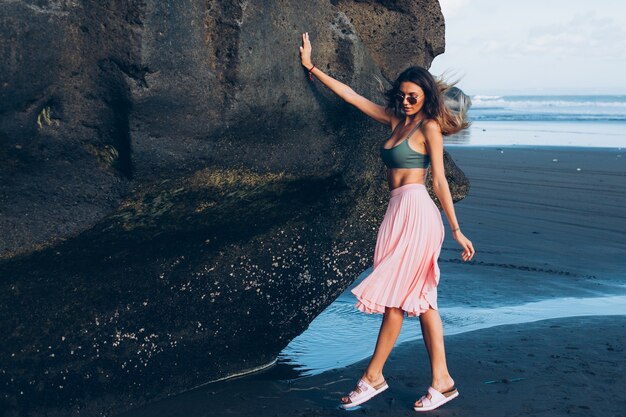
[0,0,468,416]
[0,0,139,257]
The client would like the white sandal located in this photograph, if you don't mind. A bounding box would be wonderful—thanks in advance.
[413,386,459,412]
[339,377,389,409]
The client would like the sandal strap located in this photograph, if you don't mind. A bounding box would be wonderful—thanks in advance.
[356,379,370,393]
[347,378,381,401]
[418,394,432,407]
[416,386,447,408]
[347,380,366,399]
[427,386,446,402]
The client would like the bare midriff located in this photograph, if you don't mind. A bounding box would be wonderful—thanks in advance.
[386,168,427,190]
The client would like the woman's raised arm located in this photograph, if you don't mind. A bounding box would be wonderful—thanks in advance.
[424,120,475,262]
[299,32,392,126]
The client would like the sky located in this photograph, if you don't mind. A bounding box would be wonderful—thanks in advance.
[429,0,626,95]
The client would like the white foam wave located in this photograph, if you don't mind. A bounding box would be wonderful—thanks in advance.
[471,97,626,109]
[472,95,503,101]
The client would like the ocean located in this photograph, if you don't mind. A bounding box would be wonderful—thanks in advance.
[446,95,626,148]
[469,95,626,122]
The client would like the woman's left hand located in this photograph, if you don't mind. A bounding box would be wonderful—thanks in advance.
[453,231,475,261]
[299,32,312,68]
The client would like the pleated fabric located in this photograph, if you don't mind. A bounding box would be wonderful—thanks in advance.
[351,183,445,317]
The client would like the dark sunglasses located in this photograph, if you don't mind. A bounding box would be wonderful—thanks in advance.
[395,92,422,105]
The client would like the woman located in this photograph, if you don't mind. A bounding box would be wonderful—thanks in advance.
[299,32,475,412]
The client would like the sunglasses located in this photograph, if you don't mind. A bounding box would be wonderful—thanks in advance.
[395,92,422,105]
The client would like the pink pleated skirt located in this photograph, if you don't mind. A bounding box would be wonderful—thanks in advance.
[351,183,445,317]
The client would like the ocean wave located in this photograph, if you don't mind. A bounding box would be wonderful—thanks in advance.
[469,113,626,122]
[468,95,626,121]
[472,98,626,108]
[472,95,503,101]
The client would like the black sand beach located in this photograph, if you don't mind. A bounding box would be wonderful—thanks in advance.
[436,146,626,311]
[119,316,626,417]
[117,146,626,417]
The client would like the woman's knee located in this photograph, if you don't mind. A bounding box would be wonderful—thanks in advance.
[419,306,441,323]
[384,306,405,317]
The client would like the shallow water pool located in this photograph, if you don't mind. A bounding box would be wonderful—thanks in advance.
[276,268,626,377]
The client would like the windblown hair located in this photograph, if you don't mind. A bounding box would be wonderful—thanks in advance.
[378,66,471,136]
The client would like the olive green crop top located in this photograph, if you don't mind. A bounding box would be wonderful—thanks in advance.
[380,119,431,169]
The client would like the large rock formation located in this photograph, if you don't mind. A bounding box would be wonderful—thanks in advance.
[0,1,468,415]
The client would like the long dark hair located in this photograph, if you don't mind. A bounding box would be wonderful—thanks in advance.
[381,66,470,136]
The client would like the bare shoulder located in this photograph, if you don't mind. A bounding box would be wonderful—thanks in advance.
[422,119,442,134]
[422,119,444,149]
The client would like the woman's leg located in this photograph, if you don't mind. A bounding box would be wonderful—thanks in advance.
[340,306,404,403]
[414,307,455,407]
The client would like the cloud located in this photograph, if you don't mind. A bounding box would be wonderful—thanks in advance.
[432,1,626,93]
[477,12,626,58]
[525,12,626,56]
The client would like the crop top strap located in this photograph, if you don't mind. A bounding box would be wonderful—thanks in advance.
[406,118,425,138]
[389,118,426,142]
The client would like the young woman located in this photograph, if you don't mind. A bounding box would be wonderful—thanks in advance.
[299,32,475,412]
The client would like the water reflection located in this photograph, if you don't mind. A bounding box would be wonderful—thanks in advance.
[277,267,626,378]
[444,121,626,147]
[445,127,472,145]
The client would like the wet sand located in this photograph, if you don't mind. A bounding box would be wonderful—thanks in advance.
[119,316,626,417]
[116,146,626,417]
[437,145,626,308]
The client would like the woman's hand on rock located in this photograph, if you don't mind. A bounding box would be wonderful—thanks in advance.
[453,231,475,261]
[299,32,312,68]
